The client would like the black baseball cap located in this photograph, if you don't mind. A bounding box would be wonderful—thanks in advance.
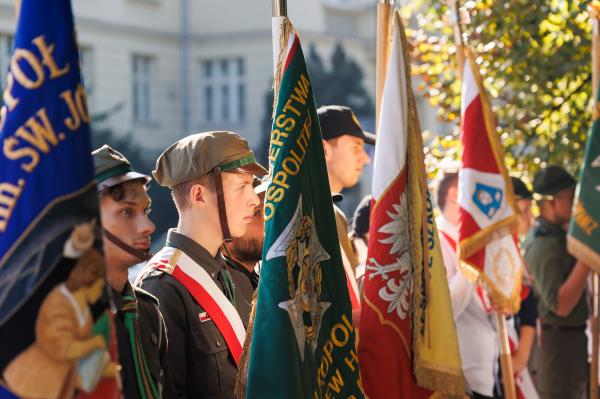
[317,105,375,145]
[532,166,576,199]
[511,176,533,200]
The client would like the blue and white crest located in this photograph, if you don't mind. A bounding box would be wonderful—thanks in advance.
[472,183,503,219]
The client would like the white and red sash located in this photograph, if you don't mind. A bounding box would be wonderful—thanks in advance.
[340,243,361,311]
[146,246,246,366]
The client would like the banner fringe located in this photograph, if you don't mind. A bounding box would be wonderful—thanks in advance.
[234,289,258,399]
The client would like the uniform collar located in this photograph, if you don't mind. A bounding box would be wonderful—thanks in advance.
[112,281,136,310]
[166,229,225,275]
[535,217,565,236]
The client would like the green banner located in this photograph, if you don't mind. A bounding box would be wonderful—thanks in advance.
[245,23,364,399]
[568,85,600,272]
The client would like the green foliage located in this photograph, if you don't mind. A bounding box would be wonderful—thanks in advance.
[406,0,593,181]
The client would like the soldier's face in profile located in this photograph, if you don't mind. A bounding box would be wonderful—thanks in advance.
[228,193,265,263]
[552,187,576,225]
[222,172,261,238]
[324,135,370,190]
[100,181,155,272]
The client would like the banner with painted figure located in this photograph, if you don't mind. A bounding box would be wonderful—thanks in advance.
[244,17,364,399]
[0,1,119,398]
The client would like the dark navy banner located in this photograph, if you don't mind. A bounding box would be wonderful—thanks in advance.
[0,1,119,397]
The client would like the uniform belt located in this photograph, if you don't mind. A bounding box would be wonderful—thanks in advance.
[541,323,586,331]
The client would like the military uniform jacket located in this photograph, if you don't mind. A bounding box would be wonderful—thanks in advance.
[112,282,174,399]
[137,230,253,399]
[523,217,589,326]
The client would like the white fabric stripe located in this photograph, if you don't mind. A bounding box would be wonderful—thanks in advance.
[285,31,296,65]
[176,251,246,345]
[151,247,246,346]
[340,244,360,304]
[461,59,479,116]
[372,17,408,200]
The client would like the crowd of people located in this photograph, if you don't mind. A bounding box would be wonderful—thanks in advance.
[88,102,590,399]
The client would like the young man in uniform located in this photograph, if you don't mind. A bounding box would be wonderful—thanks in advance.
[92,145,172,398]
[136,131,267,398]
[436,171,498,399]
[317,105,373,312]
[524,166,590,399]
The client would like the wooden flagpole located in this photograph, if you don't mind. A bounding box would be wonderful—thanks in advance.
[589,7,599,398]
[447,1,516,397]
[376,0,393,131]
[591,272,599,399]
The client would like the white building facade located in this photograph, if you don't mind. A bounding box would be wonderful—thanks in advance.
[0,0,381,153]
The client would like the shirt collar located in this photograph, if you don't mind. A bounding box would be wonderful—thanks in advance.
[436,215,458,241]
[166,229,225,274]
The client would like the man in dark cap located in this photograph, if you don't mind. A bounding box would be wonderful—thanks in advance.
[136,131,267,398]
[317,105,373,301]
[92,145,172,398]
[523,165,590,399]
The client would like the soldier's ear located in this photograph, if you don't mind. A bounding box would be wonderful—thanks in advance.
[322,140,331,159]
[189,183,208,209]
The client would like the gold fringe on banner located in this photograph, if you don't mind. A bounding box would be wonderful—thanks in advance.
[272,17,293,118]
[396,11,466,396]
[454,47,523,313]
[234,289,258,399]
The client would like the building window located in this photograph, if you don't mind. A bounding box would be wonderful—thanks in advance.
[79,46,94,96]
[0,34,13,94]
[132,54,155,123]
[199,57,245,123]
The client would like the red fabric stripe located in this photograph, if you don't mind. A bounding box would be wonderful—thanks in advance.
[172,267,243,365]
[440,231,456,251]
[283,34,298,74]
[458,205,487,271]
[461,95,500,174]
[345,269,360,311]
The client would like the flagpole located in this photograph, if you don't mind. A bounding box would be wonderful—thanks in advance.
[447,0,464,80]
[376,0,393,131]
[493,311,516,399]
[272,0,288,73]
[589,9,600,399]
[591,272,599,399]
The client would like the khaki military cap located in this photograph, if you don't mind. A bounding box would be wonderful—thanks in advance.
[92,145,150,190]
[153,131,268,188]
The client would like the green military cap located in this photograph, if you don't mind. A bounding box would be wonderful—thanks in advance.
[92,145,150,190]
[511,176,533,200]
[153,131,268,188]
[532,165,576,200]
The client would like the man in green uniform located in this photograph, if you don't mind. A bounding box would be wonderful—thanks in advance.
[523,165,591,399]
[92,145,173,398]
[136,131,267,398]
